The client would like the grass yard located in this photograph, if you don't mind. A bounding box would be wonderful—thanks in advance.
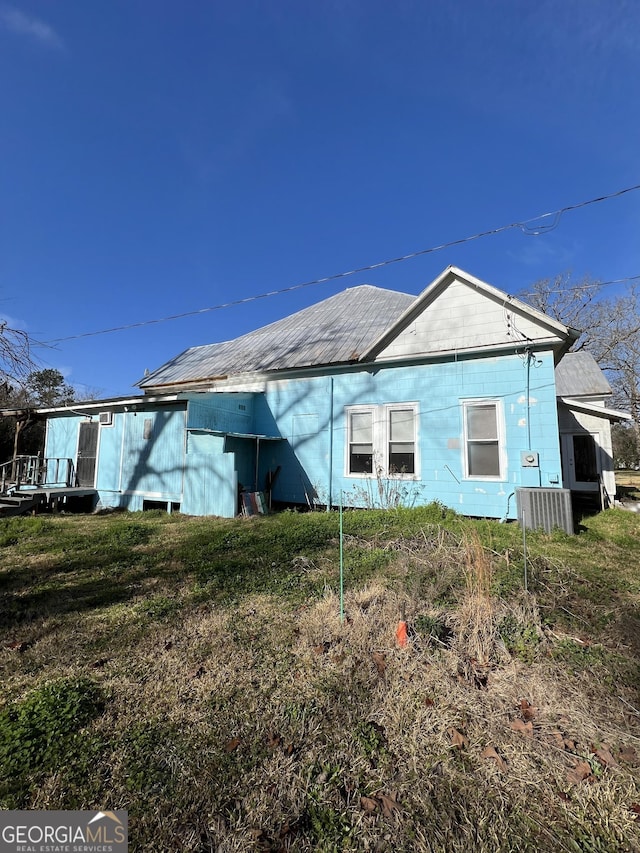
[1,504,639,852]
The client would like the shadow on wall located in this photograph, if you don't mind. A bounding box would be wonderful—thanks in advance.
[120,408,186,509]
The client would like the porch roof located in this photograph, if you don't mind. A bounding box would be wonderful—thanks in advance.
[558,397,631,422]
[185,428,283,440]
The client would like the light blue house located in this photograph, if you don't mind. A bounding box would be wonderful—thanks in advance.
[36,267,626,522]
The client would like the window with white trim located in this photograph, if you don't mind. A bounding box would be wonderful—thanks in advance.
[463,400,503,479]
[348,408,374,474]
[346,404,418,477]
[387,406,416,474]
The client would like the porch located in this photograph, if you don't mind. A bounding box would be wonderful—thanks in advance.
[0,455,98,516]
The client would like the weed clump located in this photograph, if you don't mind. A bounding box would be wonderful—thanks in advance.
[0,677,104,807]
[414,613,452,646]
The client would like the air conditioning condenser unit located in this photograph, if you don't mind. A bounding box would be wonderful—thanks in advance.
[516,488,574,535]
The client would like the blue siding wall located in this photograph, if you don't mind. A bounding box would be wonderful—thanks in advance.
[182,432,236,516]
[254,350,562,520]
[182,394,257,515]
[95,414,124,494]
[119,407,185,508]
[45,415,82,462]
[43,350,563,520]
[187,394,254,432]
[45,405,187,512]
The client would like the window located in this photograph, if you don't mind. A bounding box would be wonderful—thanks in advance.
[348,409,374,474]
[346,404,418,477]
[463,401,503,478]
[388,407,416,474]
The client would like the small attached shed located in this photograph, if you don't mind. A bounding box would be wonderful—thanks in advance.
[39,392,282,516]
[556,351,630,504]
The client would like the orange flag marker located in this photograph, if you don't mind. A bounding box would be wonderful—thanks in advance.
[396,620,408,647]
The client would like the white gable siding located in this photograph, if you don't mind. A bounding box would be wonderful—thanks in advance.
[375,278,561,361]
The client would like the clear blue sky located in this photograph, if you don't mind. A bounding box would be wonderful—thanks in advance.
[1,1,639,398]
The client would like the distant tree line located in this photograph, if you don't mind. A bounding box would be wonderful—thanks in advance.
[521,274,640,469]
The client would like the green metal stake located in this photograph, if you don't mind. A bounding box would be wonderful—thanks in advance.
[339,491,344,623]
[522,509,528,592]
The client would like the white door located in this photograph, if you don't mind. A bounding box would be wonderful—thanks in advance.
[561,432,600,491]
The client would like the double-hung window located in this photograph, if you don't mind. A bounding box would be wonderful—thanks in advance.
[387,406,416,474]
[346,404,418,477]
[463,400,503,479]
[348,409,374,474]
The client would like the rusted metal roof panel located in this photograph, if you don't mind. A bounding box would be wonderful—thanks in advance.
[139,285,415,388]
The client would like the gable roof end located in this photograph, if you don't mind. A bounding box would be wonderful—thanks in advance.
[360,265,578,362]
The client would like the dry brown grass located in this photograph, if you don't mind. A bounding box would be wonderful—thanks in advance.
[45,582,637,850]
[1,511,640,851]
[615,470,640,489]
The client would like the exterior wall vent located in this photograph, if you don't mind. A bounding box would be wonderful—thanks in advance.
[516,488,574,535]
[98,411,113,426]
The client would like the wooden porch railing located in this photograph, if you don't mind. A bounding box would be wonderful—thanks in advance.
[0,456,77,494]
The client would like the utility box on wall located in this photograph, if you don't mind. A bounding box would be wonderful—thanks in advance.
[516,487,574,535]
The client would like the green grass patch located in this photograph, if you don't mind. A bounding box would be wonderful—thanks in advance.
[497,614,541,663]
[0,677,104,807]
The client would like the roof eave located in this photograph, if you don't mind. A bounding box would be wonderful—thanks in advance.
[559,397,631,422]
[25,393,182,415]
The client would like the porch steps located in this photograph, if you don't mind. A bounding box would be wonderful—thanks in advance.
[0,491,41,517]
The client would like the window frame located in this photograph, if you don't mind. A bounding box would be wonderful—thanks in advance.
[346,405,375,477]
[345,403,419,479]
[462,399,505,480]
[384,403,418,477]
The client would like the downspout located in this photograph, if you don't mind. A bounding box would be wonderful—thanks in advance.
[181,407,187,503]
[255,437,260,492]
[327,376,334,511]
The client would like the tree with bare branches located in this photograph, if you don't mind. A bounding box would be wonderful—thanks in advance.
[0,320,35,386]
[520,273,640,466]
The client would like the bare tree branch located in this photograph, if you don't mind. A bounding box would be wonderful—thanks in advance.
[0,321,35,384]
[520,274,640,460]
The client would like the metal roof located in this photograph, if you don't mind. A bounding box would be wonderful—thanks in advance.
[555,351,612,397]
[139,285,415,388]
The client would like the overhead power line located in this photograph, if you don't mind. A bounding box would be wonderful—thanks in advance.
[519,273,640,298]
[46,181,640,344]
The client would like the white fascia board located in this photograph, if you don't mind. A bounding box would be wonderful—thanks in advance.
[369,338,564,365]
[559,397,631,421]
[35,393,181,415]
